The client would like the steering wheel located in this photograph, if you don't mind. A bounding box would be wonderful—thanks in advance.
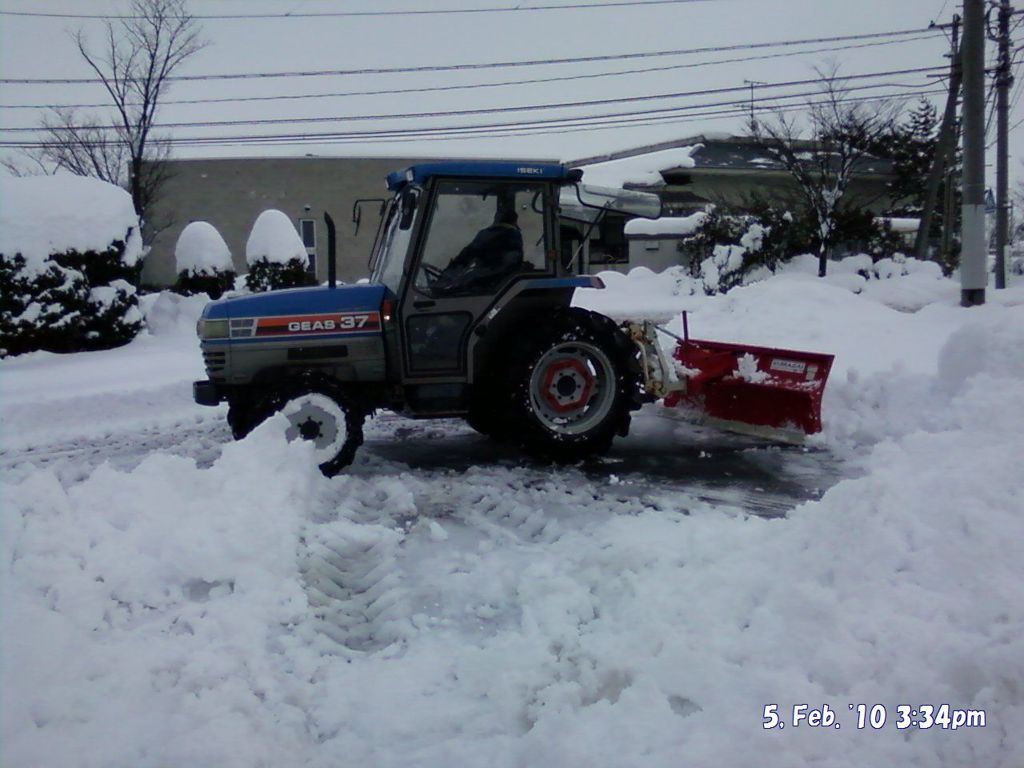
[420,263,444,285]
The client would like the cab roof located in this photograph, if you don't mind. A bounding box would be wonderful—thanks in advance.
[385,160,578,191]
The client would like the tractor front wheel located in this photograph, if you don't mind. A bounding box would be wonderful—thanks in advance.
[245,381,365,476]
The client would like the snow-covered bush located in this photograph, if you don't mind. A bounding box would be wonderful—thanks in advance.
[244,209,313,293]
[674,205,905,294]
[174,221,236,299]
[676,207,811,293]
[0,175,144,357]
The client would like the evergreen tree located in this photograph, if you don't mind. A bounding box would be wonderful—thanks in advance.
[880,99,939,213]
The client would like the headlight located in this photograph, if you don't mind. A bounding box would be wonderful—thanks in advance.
[197,318,230,340]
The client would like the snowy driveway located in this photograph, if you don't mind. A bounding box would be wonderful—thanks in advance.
[3,277,1023,767]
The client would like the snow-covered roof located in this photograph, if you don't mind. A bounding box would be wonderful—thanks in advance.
[572,134,897,180]
[624,212,708,238]
[0,174,142,271]
[577,145,700,189]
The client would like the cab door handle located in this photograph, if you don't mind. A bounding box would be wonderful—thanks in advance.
[413,299,436,309]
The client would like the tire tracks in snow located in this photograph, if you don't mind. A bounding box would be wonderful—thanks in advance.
[3,406,847,656]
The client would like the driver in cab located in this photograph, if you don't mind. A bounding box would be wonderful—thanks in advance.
[431,200,524,295]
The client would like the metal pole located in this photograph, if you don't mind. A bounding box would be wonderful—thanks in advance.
[324,211,337,289]
[994,0,1014,289]
[743,80,765,127]
[960,0,987,305]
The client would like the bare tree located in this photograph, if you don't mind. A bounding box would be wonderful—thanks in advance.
[748,69,901,276]
[30,0,204,235]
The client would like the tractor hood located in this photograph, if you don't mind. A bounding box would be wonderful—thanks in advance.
[199,284,390,345]
[202,284,388,320]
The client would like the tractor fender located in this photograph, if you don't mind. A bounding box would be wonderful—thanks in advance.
[467,274,603,382]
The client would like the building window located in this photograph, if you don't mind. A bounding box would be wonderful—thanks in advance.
[588,215,628,265]
[299,218,316,276]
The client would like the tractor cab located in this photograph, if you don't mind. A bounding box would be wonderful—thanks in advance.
[366,161,605,400]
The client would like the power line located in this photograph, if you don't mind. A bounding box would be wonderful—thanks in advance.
[0,34,942,112]
[0,27,946,85]
[0,66,944,134]
[0,84,947,149]
[0,0,719,20]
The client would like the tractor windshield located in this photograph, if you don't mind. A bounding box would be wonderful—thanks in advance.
[370,188,418,293]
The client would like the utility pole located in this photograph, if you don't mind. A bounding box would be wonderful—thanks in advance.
[743,80,766,127]
[961,0,988,305]
[993,0,1014,289]
[914,16,961,262]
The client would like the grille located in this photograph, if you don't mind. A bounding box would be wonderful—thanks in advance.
[203,350,227,381]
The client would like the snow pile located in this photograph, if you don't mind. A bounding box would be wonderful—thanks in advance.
[577,266,702,322]
[1,422,329,768]
[779,253,956,311]
[245,209,306,267]
[579,145,700,188]
[175,221,233,276]
[138,290,211,336]
[0,174,142,273]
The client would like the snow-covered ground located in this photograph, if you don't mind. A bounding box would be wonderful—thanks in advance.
[2,266,1023,767]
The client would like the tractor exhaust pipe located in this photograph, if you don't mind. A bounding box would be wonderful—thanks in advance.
[324,211,337,289]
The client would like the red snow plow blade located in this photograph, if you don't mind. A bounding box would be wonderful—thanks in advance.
[662,322,834,439]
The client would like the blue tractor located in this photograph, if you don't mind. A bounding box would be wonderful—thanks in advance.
[193,160,661,475]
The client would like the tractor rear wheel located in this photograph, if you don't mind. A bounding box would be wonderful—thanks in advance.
[246,381,365,476]
[494,308,640,462]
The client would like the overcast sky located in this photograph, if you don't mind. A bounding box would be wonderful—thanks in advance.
[0,0,1016,180]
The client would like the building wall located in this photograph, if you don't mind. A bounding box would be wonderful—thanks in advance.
[143,157,420,286]
[627,238,685,272]
[143,153,900,286]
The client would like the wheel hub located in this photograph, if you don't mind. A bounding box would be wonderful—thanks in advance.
[539,356,595,414]
[283,394,344,454]
[527,339,617,436]
[297,417,323,441]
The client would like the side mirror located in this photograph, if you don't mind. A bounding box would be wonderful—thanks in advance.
[575,184,662,219]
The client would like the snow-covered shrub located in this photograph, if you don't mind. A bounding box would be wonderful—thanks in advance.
[244,209,313,293]
[674,204,905,294]
[676,207,811,293]
[0,175,144,357]
[174,221,236,299]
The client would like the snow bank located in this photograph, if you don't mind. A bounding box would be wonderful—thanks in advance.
[1,421,328,768]
[245,209,307,266]
[778,253,957,311]
[175,221,233,276]
[579,145,700,188]
[0,174,142,272]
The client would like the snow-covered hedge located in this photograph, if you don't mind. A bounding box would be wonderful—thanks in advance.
[0,175,144,357]
[244,209,313,293]
[174,221,236,299]
[672,207,907,294]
